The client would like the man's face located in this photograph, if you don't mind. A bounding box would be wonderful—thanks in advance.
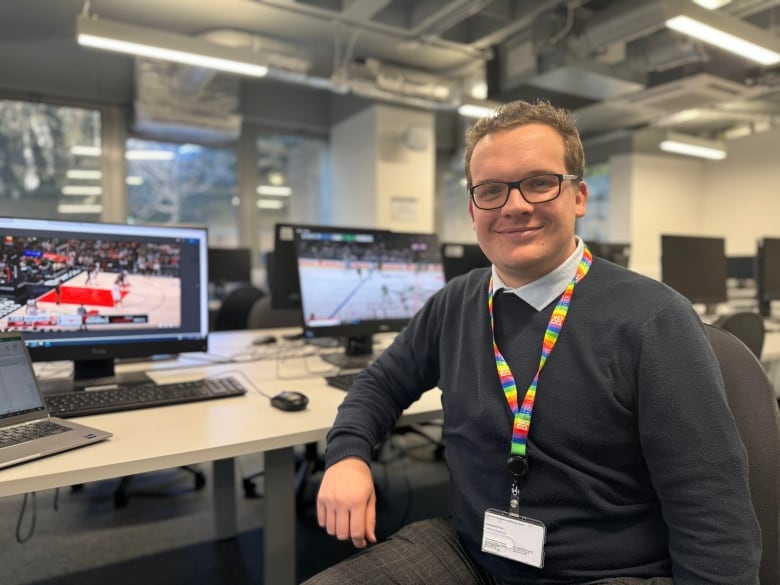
[468,123,588,288]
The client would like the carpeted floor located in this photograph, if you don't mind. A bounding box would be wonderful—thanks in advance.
[1,431,449,585]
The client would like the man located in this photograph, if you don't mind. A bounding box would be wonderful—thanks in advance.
[304,100,760,585]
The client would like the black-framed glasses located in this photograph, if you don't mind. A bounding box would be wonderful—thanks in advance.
[468,173,579,210]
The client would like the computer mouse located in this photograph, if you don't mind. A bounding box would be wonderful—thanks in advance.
[270,390,309,412]
[252,334,278,345]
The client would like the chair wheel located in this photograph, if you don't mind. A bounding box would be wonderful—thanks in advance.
[243,478,262,499]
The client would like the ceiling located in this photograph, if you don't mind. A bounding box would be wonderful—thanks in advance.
[4,0,780,147]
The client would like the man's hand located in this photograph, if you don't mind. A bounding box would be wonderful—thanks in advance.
[316,456,377,548]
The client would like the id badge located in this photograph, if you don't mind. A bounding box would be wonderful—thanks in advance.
[481,508,546,568]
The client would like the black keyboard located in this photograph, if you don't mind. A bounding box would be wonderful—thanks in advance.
[324,372,361,391]
[45,376,248,418]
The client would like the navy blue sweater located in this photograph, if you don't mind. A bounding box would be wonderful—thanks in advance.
[324,258,760,584]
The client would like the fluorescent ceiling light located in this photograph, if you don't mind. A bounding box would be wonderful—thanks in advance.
[76,14,269,78]
[61,185,104,196]
[256,185,292,196]
[692,0,731,8]
[66,169,102,180]
[659,132,727,160]
[256,199,285,209]
[663,0,780,66]
[57,203,103,214]
[458,103,498,119]
[70,145,102,157]
[125,150,176,161]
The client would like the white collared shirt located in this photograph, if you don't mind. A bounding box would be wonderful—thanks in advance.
[491,237,585,311]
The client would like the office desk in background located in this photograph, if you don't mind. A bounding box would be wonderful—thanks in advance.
[0,329,444,585]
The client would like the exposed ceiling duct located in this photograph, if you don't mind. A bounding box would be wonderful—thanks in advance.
[60,0,780,144]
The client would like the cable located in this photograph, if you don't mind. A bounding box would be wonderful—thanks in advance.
[15,492,37,543]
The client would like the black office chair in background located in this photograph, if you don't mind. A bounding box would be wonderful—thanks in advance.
[246,296,301,329]
[704,323,780,585]
[214,286,266,331]
[712,311,765,359]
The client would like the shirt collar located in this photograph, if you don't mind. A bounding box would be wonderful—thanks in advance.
[492,237,585,311]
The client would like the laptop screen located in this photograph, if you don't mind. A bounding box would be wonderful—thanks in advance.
[0,333,46,420]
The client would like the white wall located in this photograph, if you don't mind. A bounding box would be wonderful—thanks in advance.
[330,106,378,227]
[613,153,707,279]
[330,103,435,232]
[603,125,780,279]
[702,129,780,254]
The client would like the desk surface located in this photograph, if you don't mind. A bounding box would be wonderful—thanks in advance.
[0,329,442,498]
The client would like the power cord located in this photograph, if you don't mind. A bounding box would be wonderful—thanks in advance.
[15,492,37,543]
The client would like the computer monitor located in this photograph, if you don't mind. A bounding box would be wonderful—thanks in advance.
[270,223,306,311]
[440,242,491,281]
[270,222,391,311]
[207,247,251,298]
[660,234,728,314]
[586,241,631,268]
[726,255,756,288]
[0,216,209,389]
[294,225,446,368]
[756,237,780,317]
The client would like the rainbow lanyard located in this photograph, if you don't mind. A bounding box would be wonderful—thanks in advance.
[488,247,592,479]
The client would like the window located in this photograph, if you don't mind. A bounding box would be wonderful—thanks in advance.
[126,139,238,246]
[0,99,101,220]
[254,133,329,271]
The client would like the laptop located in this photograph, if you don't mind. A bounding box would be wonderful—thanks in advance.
[0,331,112,470]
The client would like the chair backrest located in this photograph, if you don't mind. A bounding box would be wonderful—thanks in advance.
[712,311,765,359]
[247,296,301,329]
[213,286,265,331]
[705,323,780,584]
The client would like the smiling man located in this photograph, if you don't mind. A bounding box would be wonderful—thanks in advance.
[303,100,760,585]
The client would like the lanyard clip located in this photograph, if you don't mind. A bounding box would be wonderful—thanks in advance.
[509,479,520,516]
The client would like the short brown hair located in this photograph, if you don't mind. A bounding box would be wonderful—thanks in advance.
[463,99,585,186]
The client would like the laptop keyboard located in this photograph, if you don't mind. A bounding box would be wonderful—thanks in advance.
[45,376,248,418]
[0,419,71,448]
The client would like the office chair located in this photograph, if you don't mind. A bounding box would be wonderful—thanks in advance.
[704,323,780,585]
[712,311,765,359]
[246,296,301,329]
[214,286,266,331]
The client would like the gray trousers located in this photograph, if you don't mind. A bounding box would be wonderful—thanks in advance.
[300,517,674,585]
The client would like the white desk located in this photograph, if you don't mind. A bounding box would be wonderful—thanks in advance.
[0,329,443,585]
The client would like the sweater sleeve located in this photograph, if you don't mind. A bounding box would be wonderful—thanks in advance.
[636,297,761,585]
[322,287,444,468]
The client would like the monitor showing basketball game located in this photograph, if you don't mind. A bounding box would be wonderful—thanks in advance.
[293,225,446,367]
[0,217,209,388]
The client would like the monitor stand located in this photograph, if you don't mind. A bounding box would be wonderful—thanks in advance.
[320,335,376,370]
[38,358,154,394]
